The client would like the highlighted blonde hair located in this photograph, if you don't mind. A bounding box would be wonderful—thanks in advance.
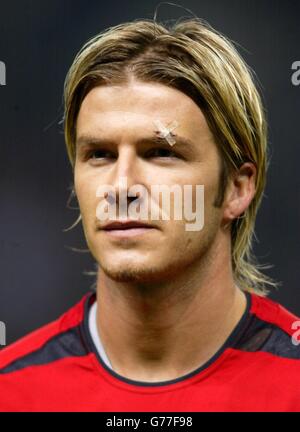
[63,17,279,295]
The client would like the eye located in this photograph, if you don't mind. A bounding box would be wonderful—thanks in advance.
[86,149,115,160]
[145,147,178,158]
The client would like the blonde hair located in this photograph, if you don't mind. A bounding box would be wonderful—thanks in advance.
[63,17,279,295]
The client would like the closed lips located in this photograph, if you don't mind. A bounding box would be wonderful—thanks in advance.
[102,221,155,230]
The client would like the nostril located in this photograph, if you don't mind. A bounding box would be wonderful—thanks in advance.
[129,192,140,201]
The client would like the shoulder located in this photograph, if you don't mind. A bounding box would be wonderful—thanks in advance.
[243,292,300,360]
[0,292,91,373]
[251,293,300,337]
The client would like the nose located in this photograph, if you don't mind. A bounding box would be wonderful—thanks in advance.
[108,145,142,212]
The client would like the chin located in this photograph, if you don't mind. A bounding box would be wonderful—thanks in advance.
[99,259,179,283]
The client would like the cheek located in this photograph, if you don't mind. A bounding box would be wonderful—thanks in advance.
[162,221,212,266]
[74,174,97,221]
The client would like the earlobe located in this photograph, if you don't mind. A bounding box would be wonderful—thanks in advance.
[224,197,244,222]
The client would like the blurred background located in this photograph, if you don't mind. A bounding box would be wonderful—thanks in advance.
[0,0,299,345]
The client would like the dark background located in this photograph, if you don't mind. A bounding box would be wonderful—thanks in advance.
[0,0,299,345]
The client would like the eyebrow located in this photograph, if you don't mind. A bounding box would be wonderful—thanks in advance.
[76,133,195,152]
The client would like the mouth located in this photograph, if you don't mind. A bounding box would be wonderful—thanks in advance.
[100,220,157,238]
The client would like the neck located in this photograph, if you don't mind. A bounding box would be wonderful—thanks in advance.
[95,235,247,382]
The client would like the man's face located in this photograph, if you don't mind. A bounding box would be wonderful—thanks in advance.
[74,80,225,283]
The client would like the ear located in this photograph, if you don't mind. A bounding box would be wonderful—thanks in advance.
[222,162,257,223]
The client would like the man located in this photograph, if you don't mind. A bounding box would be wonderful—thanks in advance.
[0,17,299,412]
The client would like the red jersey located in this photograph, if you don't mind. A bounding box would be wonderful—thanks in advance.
[0,290,300,412]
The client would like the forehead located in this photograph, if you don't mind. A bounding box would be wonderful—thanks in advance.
[79,81,192,116]
[76,82,214,143]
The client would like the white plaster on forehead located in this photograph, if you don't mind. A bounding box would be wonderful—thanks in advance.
[153,119,179,146]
